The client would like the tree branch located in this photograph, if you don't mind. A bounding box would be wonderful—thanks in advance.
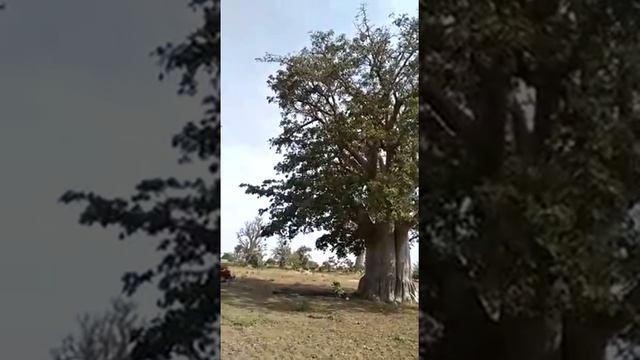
[422,82,474,139]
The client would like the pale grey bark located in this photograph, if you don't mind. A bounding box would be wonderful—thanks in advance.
[356,222,417,303]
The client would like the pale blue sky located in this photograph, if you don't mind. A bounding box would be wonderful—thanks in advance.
[221,0,419,264]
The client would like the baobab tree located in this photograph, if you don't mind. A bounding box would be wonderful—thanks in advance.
[243,7,418,303]
[422,0,640,358]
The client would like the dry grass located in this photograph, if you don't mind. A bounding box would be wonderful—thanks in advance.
[221,265,419,360]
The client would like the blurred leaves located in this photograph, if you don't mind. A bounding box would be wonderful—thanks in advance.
[60,1,220,359]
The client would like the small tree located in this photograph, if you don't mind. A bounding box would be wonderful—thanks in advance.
[321,256,338,272]
[291,246,312,270]
[50,298,142,360]
[307,260,319,271]
[236,216,267,267]
[271,237,292,268]
[339,258,354,272]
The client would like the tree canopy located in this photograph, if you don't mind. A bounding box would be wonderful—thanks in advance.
[422,0,640,358]
[59,1,220,359]
[242,7,418,260]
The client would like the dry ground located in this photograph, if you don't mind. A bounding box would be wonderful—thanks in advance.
[221,265,419,360]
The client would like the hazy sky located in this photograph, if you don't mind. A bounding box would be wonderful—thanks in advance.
[221,0,419,264]
[0,1,203,358]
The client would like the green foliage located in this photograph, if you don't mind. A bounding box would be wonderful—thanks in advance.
[241,6,418,259]
[422,0,640,351]
[59,1,220,359]
[338,258,354,272]
[307,260,319,271]
[294,298,312,312]
[321,256,338,272]
[290,245,312,270]
[221,252,235,262]
[331,281,346,298]
[265,258,277,266]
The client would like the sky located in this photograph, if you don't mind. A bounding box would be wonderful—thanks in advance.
[221,0,419,265]
[0,1,203,358]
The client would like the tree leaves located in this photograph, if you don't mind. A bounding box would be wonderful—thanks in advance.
[243,8,418,257]
[422,0,640,337]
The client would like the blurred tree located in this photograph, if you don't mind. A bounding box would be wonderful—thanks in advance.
[235,216,267,267]
[271,237,292,268]
[51,299,141,360]
[59,0,220,359]
[422,0,640,358]
[290,246,312,270]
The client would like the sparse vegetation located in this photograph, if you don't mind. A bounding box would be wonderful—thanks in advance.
[221,265,418,359]
[331,281,346,298]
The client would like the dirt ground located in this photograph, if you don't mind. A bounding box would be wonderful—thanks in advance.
[221,265,419,360]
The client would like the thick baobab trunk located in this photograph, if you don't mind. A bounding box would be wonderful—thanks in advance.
[435,262,621,360]
[354,251,365,272]
[357,222,417,303]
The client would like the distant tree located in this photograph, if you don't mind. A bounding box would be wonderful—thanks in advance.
[50,299,142,360]
[265,258,277,266]
[307,260,319,271]
[321,256,338,272]
[339,258,354,272]
[233,244,243,260]
[291,246,312,270]
[235,216,267,267]
[271,237,292,268]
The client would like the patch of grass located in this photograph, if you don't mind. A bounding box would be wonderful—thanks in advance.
[225,314,270,328]
[392,334,409,343]
[294,298,311,312]
[221,265,418,359]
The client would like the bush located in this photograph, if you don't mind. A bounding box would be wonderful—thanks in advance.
[221,252,235,262]
[331,281,346,298]
[265,258,277,266]
[307,260,319,271]
[245,252,264,268]
[294,299,311,312]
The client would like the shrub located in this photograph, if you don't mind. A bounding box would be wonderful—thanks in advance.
[294,299,311,312]
[221,252,235,262]
[307,260,319,271]
[331,281,346,298]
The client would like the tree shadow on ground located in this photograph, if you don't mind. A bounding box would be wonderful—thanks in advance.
[221,276,418,316]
